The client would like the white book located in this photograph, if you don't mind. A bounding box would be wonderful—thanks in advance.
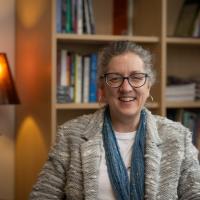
[166,95,195,101]
[83,0,91,34]
[83,56,90,102]
[166,83,196,96]
[75,54,82,103]
[60,49,67,86]
[77,0,83,34]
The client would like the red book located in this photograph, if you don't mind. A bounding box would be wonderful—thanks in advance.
[113,0,128,35]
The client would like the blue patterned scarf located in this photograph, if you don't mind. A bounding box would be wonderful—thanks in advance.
[102,106,147,200]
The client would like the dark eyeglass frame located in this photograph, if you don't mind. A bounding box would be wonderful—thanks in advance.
[101,72,149,88]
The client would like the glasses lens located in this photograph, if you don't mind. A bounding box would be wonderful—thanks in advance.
[129,73,146,88]
[106,74,123,87]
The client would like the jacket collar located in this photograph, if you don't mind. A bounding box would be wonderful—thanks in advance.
[80,107,163,200]
[144,108,163,199]
[80,108,104,200]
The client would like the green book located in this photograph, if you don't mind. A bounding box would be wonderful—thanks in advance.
[66,0,72,33]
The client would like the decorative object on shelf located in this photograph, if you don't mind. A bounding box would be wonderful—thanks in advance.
[113,0,134,35]
[174,0,200,37]
[0,53,20,104]
[127,0,134,35]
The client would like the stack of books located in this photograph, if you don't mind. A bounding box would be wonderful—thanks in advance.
[166,76,197,101]
[56,0,96,34]
[166,83,196,101]
[57,49,98,103]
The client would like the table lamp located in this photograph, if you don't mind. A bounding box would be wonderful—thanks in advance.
[0,53,20,104]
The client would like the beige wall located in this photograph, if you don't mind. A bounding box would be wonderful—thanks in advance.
[15,0,51,199]
[0,0,15,199]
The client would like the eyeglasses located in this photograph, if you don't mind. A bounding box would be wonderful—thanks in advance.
[101,72,149,88]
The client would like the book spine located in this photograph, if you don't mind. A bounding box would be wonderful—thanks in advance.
[61,0,67,32]
[70,53,75,101]
[75,54,82,102]
[83,56,90,102]
[66,0,73,33]
[77,0,83,34]
[57,50,61,86]
[60,49,67,86]
[89,53,97,102]
[56,0,62,33]
[83,0,91,34]
[71,0,77,33]
[87,0,95,34]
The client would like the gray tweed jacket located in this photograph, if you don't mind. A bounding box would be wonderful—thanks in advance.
[30,108,200,200]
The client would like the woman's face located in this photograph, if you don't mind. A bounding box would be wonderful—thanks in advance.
[101,52,151,123]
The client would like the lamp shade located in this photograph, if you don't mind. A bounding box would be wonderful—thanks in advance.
[0,53,20,104]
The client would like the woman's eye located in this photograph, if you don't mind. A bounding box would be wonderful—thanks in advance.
[130,75,144,80]
[110,77,121,82]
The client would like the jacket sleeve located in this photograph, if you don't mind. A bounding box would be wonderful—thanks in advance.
[29,125,70,199]
[178,129,200,200]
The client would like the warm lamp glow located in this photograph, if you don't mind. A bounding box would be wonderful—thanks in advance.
[0,53,20,104]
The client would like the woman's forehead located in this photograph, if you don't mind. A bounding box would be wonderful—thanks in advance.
[107,53,145,72]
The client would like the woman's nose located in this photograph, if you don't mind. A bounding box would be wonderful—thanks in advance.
[119,78,133,91]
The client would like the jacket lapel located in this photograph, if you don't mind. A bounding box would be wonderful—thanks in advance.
[144,109,163,199]
[80,109,104,200]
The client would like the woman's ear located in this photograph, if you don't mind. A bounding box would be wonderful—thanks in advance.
[98,87,106,104]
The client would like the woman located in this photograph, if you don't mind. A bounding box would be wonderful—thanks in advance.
[30,41,200,200]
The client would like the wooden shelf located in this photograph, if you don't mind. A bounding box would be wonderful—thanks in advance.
[56,103,102,110]
[56,33,159,44]
[55,102,159,110]
[167,37,200,45]
[166,101,200,108]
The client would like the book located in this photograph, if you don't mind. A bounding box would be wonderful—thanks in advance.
[56,0,62,32]
[166,95,196,101]
[174,0,200,37]
[89,53,97,102]
[77,0,83,34]
[74,54,82,102]
[61,0,67,32]
[113,0,128,35]
[87,0,96,34]
[60,49,68,86]
[57,85,73,103]
[166,83,196,96]
[66,0,73,33]
[71,0,77,33]
[83,0,91,34]
[82,56,90,102]
[166,83,196,101]
[70,53,75,101]
[192,9,200,37]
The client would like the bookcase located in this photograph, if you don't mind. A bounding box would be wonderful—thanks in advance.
[15,0,200,199]
[51,0,200,142]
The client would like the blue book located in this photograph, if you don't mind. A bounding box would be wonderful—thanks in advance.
[89,53,97,102]
[56,0,62,33]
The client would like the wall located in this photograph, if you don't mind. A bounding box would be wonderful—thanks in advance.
[0,0,15,199]
[15,0,51,199]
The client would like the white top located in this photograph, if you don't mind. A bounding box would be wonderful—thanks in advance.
[97,131,136,200]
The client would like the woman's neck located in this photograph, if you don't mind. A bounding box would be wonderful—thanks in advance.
[110,113,140,133]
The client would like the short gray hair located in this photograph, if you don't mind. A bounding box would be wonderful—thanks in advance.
[97,40,156,87]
